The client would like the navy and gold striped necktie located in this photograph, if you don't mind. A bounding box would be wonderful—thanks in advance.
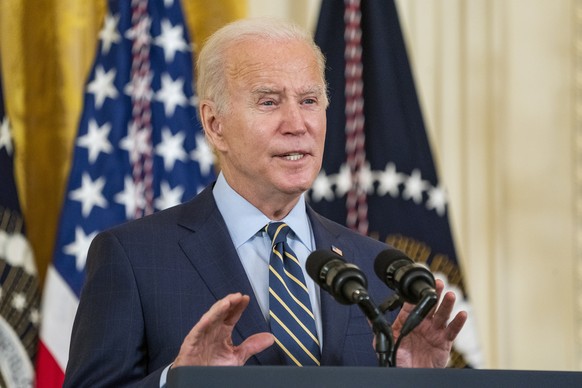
[265,222,321,366]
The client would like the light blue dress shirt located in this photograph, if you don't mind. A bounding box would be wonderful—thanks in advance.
[212,172,323,344]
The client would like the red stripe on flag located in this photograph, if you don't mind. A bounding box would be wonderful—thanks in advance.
[35,341,65,388]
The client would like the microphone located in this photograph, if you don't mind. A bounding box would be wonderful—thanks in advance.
[374,248,438,336]
[306,250,369,305]
[374,248,436,304]
[307,249,395,366]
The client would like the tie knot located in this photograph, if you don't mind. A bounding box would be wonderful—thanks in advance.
[265,222,290,245]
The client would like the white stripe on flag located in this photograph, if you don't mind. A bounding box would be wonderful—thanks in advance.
[39,266,79,372]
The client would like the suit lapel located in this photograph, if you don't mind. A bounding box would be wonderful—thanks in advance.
[176,187,280,365]
[307,207,352,366]
[175,189,353,365]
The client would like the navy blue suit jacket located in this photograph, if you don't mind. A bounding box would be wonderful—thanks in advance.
[64,185,395,387]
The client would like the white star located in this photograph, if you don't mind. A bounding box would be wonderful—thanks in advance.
[402,169,429,204]
[310,171,335,202]
[124,14,152,50]
[190,132,215,176]
[156,128,187,171]
[1,233,36,274]
[69,173,108,217]
[29,308,40,326]
[11,292,27,312]
[99,13,121,54]
[357,162,375,194]
[426,185,448,216]
[154,19,190,63]
[124,70,153,103]
[77,119,113,163]
[87,65,118,109]
[63,226,98,271]
[335,164,353,198]
[155,181,184,210]
[114,175,146,219]
[155,73,187,117]
[120,121,151,164]
[377,162,404,197]
[0,116,13,155]
[163,0,175,7]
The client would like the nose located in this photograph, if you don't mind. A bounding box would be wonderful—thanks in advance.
[281,102,307,135]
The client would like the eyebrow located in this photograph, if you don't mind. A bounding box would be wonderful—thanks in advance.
[251,85,325,98]
[251,87,280,96]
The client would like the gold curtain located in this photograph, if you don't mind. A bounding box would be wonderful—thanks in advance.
[0,0,246,285]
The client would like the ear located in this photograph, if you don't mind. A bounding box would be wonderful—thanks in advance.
[199,100,227,152]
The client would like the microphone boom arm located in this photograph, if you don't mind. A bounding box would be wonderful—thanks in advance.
[352,290,395,367]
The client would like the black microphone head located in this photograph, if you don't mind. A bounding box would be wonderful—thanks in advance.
[374,248,436,304]
[306,249,368,305]
[306,250,345,285]
[373,248,411,288]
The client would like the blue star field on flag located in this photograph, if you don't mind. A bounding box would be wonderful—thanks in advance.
[52,0,215,299]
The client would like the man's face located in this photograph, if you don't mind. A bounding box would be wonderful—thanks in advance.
[210,38,327,210]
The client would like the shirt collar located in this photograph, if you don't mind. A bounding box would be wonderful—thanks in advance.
[212,172,312,249]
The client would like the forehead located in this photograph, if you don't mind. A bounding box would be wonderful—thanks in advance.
[224,38,325,91]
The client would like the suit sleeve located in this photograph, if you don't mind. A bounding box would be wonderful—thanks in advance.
[63,231,165,388]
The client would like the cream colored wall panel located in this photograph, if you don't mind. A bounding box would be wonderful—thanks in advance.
[500,0,574,370]
[489,0,512,369]
[397,0,577,370]
[461,0,498,369]
[248,0,320,31]
[248,0,291,20]
[289,0,322,32]
[575,0,582,369]
[398,0,440,141]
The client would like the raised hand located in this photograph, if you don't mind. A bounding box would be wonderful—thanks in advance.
[173,293,274,367]
[392,279,467,368]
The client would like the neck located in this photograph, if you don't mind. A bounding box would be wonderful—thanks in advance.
[221,174,302,221]
[240,188,302,221]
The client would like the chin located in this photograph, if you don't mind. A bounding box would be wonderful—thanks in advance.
[274,169,318,195]
[278,180,312,196]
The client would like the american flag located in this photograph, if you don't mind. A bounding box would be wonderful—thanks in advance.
[36,0,215,385]
[310,0,483,367]
[0,63,41,388]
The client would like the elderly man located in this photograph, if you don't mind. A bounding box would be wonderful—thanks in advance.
[64,18,466,387]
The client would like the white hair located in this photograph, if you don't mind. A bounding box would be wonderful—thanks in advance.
[196,17,328,114]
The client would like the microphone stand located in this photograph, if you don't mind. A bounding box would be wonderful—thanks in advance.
[352,290,395,367]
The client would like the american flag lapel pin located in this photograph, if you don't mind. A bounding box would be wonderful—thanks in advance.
[331,245,343,256]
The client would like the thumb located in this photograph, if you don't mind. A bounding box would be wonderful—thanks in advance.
[236,332,275,364]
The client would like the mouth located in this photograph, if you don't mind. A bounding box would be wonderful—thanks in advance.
[280,152,306,161]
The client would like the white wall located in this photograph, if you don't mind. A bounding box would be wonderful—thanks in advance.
[248,0,580,370]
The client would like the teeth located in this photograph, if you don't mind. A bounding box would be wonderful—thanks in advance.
[284,153,304,161]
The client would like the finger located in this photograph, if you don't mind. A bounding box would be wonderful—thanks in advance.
[435,278,445,298]
[223,294,250,326]
[393,301,415,328]
[237,333,276,363]
[189,293,244,341]
[445,311,468,341]
[431,291,456,328]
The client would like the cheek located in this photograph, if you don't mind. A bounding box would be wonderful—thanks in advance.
[313,120,327,150]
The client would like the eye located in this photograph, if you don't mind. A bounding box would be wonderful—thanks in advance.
[260,100,275,106]
[302,98,317,105]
